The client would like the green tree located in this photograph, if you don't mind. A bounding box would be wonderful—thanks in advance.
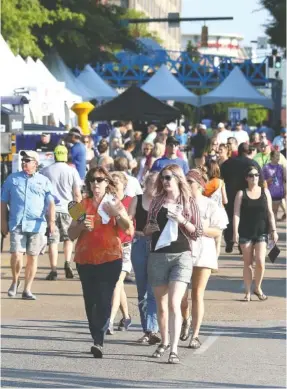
[1,0,52,58]
[121,9,162,44]
[2,0,139,67]
[260,0,286,48]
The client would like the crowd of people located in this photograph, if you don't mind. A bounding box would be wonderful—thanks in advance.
[1,118,285,363]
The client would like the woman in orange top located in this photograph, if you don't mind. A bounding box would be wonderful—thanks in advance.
[204,160,228,258]
[68,167,132,359]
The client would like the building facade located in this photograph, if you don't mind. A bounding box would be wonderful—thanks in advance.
[109,0,182,51]
[181,32,250,60]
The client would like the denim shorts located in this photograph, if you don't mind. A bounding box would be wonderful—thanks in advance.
[48,212,72,244]
[148,251,192,287]
[10,227,46,256]
[239,234,268,245]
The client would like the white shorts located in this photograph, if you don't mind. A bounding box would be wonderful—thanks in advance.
[122,243,132,274]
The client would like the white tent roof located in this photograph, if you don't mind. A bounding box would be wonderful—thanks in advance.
[44,52,95,100]
[141,64,199,106]
[77,65,118,101]
[200,66,273,109]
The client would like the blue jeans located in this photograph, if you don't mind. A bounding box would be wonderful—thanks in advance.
[131,235,158,334]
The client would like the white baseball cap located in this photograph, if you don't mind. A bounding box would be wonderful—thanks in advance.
[20,150,39,163]
[166,122,177,132]
[199,124,207,130]
[217,122,225,129]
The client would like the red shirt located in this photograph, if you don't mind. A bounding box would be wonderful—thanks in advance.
[118,196,134,244]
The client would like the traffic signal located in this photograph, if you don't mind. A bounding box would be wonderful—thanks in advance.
[275,56,282,68]
[201,26,208,47]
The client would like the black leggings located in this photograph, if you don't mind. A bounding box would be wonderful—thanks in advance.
[77,259,122,346]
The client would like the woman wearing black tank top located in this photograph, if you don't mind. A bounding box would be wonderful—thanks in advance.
[128,172,160,345]
[233,166,278,302]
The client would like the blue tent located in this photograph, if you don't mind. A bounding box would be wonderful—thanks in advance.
[141,65,199,106]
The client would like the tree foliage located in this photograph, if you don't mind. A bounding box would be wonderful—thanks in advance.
[121,9,162,44]
[1,0,141,67]
[260,0,286,48]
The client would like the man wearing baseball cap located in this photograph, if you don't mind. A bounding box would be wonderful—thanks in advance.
[1,150,56,300]
[41,145,82,280]
[67,128,86,180]
[36,133,55,152]
[150,136,189,174]
[216,122,233,145]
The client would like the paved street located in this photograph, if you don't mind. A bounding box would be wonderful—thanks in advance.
[1,222,286,388]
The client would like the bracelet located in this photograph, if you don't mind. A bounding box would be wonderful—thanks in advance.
[115,214,121,220]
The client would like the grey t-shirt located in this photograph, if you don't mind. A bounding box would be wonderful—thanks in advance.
[41,162,82,213]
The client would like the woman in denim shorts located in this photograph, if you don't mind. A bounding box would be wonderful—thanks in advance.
[233,166,278,302]
[145,164,202,364]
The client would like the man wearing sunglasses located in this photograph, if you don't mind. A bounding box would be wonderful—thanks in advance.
[150,136,189,175]
[1,150,55,300]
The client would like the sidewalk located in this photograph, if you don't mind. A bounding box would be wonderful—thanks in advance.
[1,221,286,388]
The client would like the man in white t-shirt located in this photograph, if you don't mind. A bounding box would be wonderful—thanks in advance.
[232,122,249,145]
[216,122,233,144]
[114,157,143,197]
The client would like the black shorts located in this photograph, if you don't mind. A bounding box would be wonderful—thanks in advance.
[239,234,268,245]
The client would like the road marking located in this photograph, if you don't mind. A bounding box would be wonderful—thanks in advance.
[193,331,221,354]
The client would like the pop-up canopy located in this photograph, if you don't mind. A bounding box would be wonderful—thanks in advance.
[200,66,273,109]
[142,64,199,106]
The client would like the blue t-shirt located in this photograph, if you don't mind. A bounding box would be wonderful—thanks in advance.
[151,157,189,175]
[175,133,188,146]
[71,142,86,179]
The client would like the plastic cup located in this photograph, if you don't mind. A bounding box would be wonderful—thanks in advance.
[86,215,95,231]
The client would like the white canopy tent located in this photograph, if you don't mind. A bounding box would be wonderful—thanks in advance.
[44,52,95,100]
[141,64,199,106]
[200,66,274,109]
[77,65,118,101]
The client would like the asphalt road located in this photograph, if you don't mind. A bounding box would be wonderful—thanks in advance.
[1,221,286,388]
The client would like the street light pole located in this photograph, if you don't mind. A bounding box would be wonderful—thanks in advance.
[122,16,233,24]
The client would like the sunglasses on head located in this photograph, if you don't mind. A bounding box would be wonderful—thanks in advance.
[89,177,107,183]
[161,174,173,181]
[247,173,259,178]
[22,158,34,163]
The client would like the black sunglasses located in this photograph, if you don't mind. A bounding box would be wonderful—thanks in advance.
[89,177,107,183]
[22,158,34,163]
[161,175,173,181]
[247,173,259,178]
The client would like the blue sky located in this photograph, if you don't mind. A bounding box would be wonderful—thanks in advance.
[181,0,271,46]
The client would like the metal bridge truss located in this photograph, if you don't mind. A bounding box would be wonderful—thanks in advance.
[89,50,268,89]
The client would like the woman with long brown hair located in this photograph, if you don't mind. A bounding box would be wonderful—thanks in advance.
[233,165,278,302]
[217,143,231,166]
[144,164,202,364]
[68,167,133,358]
[180,169,226,348]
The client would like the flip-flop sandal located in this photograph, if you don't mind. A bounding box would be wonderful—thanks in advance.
[242,294,251,302]
[168,352,180,364]
[254,291,268,301]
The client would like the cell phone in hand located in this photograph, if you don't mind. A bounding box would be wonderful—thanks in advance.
[268,244,280,263]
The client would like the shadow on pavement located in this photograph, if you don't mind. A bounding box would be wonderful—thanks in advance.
[1,368,285,388]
